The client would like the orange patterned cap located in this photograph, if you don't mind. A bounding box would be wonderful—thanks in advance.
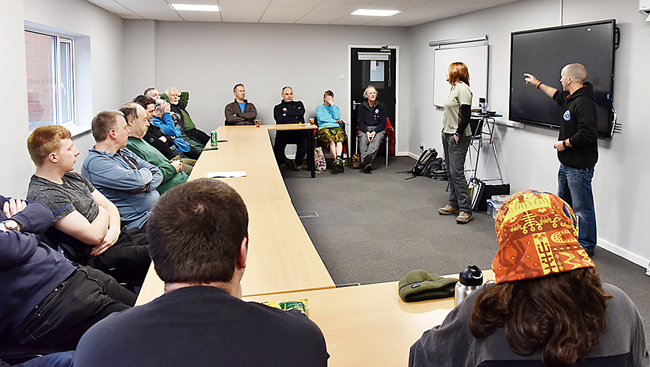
[492,190,594,284]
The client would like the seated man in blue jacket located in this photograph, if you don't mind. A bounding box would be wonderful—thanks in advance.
[0,195,134,350]
[82,110,163,231]
[273,86,307,170]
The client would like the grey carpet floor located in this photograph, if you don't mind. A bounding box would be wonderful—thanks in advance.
[281,155,650,347]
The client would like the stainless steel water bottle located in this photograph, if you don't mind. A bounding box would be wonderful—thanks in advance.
[454,265,483,306]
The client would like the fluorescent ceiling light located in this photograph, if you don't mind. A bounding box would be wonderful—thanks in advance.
[351,9,401,17]
[170,4,220,12]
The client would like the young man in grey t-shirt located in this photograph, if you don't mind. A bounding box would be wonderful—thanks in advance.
[26,125,150,287]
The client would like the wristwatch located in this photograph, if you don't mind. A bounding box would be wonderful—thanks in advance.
[2,219,21,231]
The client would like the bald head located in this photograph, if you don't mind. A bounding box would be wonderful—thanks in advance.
[562,63,587,84]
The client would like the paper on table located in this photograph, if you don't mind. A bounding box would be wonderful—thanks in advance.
[207,171,247,178]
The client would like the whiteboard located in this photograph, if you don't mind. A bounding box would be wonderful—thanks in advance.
[433,45,488,108]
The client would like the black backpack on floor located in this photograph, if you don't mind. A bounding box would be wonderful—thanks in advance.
[406,148,437,179]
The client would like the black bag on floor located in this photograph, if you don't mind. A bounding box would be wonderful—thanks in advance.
[470,178,510,211]
[423,157,444,178]
[406,148,438,179]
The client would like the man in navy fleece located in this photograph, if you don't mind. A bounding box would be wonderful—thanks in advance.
[0,196,134,350]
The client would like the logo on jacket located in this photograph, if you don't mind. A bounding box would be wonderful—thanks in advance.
[563,110,571,121]
[375,109,379,114]
[283,108,287,112]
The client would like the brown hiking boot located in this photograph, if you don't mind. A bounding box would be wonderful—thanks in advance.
[456,211,472,224]
[438,205,459,215]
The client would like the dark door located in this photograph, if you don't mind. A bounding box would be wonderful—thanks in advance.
[350,47,397,155]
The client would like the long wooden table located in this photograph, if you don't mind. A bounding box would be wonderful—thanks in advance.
[135,125,491,367]
[246,270,495,367]
[136,125,333,304]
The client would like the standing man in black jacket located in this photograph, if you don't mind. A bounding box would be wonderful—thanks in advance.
[273,86,307,170]
[524,63,598,256]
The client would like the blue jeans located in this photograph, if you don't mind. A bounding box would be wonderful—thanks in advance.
[558,163,597,253]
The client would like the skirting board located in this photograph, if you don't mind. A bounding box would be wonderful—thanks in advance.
[405,148,650,277]
[597,238,650,276]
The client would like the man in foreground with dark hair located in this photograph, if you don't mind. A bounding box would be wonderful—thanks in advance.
[409,190,648,367]
[75,179,329,367]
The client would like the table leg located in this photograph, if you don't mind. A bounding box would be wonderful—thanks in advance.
[307,130,315,178]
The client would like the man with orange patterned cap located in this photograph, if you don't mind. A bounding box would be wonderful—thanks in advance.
[410,190,649,367]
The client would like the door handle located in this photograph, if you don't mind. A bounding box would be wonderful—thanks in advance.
[352,100,361,111]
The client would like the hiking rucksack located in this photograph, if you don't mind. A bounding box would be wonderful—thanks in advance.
[422,157,445,178]
[408,148,438,177]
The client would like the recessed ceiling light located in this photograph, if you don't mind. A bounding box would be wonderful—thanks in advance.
[351,9,401,17]
[170,4,220,12]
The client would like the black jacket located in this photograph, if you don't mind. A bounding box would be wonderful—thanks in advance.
[357,100,387,133]
[273,100,305,124]
[553,82,598,169]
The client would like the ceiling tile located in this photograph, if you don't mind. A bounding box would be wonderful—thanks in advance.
[219,1,269,23]
[85,0,522,27]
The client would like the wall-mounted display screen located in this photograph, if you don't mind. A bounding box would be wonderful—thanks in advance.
[509,20,617,138]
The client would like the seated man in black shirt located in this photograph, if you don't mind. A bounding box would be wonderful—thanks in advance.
[273,86,308,171]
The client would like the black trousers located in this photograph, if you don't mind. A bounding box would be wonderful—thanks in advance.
[274,130,308,166]
[185,128,210,146]
[12,267,135,350]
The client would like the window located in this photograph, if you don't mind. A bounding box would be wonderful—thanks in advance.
[25,30,75,129]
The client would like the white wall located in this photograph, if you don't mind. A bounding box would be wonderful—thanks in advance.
[122,21,411,154]
[123,20,157,100]
[1,1,31,197]
[6,0,648,266]
[409,0,650,265]
[1,0,125,197]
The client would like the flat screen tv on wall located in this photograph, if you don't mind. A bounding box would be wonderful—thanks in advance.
[509,20,618,139]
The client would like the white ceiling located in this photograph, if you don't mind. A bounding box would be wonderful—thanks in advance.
[85,0,520,27]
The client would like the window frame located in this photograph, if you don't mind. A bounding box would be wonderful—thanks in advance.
[24,27,77,129]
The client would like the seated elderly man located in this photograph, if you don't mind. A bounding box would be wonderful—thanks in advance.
[132,95,196,175]
[26,125,151,286]
[152,99,202,159]
[121,102,189,193]
[143,87,160,100]
[162,87,210,146]
[224,83,257,126]
[82,110,163,230]
[1,195,134,350]
[75,179,329,367]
